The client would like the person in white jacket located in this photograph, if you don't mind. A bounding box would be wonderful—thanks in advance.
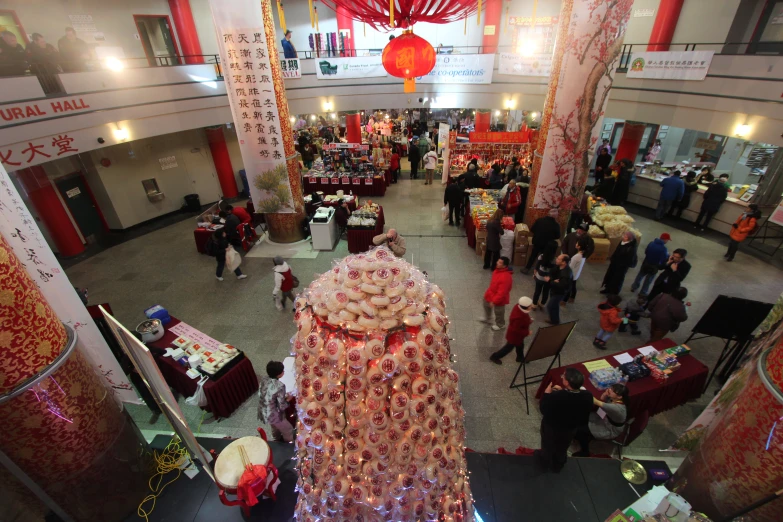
[423,146,438,186]
[272,256,296,312]
[562,240,587,306]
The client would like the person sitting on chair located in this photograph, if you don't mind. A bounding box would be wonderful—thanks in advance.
[573,383,629,457]
[335,199,350,235]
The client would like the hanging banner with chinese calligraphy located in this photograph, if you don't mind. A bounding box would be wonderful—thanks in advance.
[417,54,495,85]
[209,0,295,213]
[0,163,137,403]
[498,53,553,77]
[626,51,714,80]
[314,56,387,80]
[280,58,301,79]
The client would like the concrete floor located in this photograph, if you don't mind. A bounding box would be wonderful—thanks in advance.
[65,175,783,460]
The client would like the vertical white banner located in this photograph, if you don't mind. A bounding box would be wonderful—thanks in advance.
[209,0,294,213]
[439,122,451,184]
[0,164,136,403]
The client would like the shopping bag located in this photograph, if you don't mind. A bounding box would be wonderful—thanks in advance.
[185,376,209,408]
[441,206,448,222]
[225,245,242,271]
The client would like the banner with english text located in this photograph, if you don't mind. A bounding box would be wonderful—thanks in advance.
[417,54,494,85]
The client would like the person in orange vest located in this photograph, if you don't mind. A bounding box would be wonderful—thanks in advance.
[725,204,761,262]
[272,256,297,311]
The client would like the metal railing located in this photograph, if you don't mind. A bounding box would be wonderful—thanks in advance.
[617,41,783,70]
[295,45,519,59]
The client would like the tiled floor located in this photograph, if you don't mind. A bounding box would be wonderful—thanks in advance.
[65,173,783,460]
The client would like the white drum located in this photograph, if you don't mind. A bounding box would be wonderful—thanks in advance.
[214,436,271,491]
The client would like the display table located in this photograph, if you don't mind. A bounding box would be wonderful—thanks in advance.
[148,317,259,419]
[535,339,708,417]
[347,205,385,253]
[194,228,214,254]
[310,210,339,251]
[304,197,357,216]
[303,176,386,197]
[194,201,256,255]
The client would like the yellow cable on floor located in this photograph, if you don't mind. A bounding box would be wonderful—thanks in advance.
[137,438,190,522]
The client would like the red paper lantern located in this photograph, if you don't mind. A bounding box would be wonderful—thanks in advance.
[382,32,436,93]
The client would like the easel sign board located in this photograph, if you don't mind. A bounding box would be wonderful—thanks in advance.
[689,295,773,341]
[525,321,578,363]
[769,198,783,227]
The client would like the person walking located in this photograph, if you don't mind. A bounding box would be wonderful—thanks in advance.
[593,295,623,349]
[221,206,242,249]
[407,138,421,180]
[647,287,689,343]
[655,170,685,220]
[209,228,247,281]
[594,149,613,185]
[301,143,315,169]
[563,239,587,304]
[562,223,595,260]
[630,233,671,296]
[483,209,503,270]
[531,240,558,310]
[618,295,650,336]
[417,133,430,169]
[389,147,400,184]
[272,256,296,311]
[490,296,533,365]
[480,256,513,331]
[444,179,463,226]
[504,157,520,183]
[725,204,761,261]
[608,159,633,206]
[545,254,572,325]
[537,368,594,473]
[281,30,297,58]
[372,229,407,256]
[423,146,438,185]
[600,231,637,295]
[646,248,691,303]
[522,210,561,274]
[669,170,698,218]
[694,174,730,231]
[257,360,294,442]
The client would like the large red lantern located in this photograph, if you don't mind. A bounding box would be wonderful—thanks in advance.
[382,31,436,93]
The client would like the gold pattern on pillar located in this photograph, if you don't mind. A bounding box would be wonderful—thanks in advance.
[0,233,151,521]
[262,0,306,243]
[525,0,633,229]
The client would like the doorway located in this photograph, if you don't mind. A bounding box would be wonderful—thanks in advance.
[133,15,181,66]
[55,174,106,243]
[748,1,783,55]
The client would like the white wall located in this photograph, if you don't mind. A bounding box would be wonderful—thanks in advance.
[191,0,220,56]
[625,0,659,44]
[671,0,742,44]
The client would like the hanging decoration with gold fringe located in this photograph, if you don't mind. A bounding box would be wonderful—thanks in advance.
[277,0,287,33]
[308,0,314,27]
[320,0,481,31]
[477,0,482,25]
[314,6,319,31]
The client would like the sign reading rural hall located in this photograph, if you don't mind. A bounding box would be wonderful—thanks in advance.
[626,51,714,80]
[0,98,91,125]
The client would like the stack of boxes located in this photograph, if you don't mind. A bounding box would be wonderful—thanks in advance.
[513,224,530,266]
[475,229,487,257]
[588,238,611,264]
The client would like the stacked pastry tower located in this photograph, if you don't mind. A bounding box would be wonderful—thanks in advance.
[291,246,473,521]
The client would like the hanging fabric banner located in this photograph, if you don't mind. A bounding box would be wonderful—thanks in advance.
[0,164,137,403]
[209,0,295,213]
[417,54,495,84]
[314,56,387,80]
[498,52,553,77]
[626,51,714,80]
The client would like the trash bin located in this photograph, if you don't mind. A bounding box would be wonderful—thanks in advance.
[184,194,201,212]
[239,169,250,197]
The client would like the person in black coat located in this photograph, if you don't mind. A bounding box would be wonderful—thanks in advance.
[483,209,504,270]
[221,207,242,249]
[408,139,421,180]
[0,31,28,76]
[608,159,633,205]
[444,179,464,226]
[522,211,562,273]
[594,150,613,185]
[211,228,246,280]
[694,174,730,231]
[645,248,691,303]
[600,231,637,295]
[669,170,698,218]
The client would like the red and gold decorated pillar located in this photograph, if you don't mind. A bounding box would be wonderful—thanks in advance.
[614,122,646,164]
[525,0,633,230]
[336,5,355,57]
[0,233,151,521]
[475,110,491,133]
[345,112,362,144]
[647,0,684,51]
[168,0,205,63]
[481,0,504,53]
[669,331,783,521]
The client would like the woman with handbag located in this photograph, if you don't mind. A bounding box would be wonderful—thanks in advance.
[646,287,689,343]
[272,256,298,312]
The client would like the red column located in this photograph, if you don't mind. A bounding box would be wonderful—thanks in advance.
[345,113,362,144]
[647,0,685,51]
[481,0,504,53]
[613,122,646,164]
[168,0,205,63]
[205,126,239,198]
[336,5,355,57]
[17,166,84,257]
[475,111,491,133]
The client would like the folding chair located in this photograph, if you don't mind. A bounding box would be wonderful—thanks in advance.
[611,409,650,459]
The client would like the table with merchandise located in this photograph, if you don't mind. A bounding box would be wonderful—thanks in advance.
[347,203,385,253]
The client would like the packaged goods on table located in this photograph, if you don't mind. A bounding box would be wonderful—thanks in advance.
[589,367,626,390]
[348,202,381,229]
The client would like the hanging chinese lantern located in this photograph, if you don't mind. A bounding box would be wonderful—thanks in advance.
[382,31,436,93]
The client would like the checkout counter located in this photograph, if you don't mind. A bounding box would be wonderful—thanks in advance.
[628,166,749,236]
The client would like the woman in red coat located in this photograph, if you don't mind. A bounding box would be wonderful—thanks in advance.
[480,256,513,331]
[490,296,533,365]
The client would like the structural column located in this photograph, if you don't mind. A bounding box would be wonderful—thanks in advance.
[481,0,504,53]
[647,0,684,51]
[336,5,355,57]
[168,0,205,63]
[345,112,362,144]
[206,126,239,199]
[16,166,84,257]
[613,122,646,164]
[475,110,491,133]
[525,0,633,229]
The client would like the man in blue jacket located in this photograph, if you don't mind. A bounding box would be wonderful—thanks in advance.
[281,30,297,59]
[630,233,670,296]
[655,170,685,220]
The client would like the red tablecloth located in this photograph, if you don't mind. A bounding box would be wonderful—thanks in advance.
[194,228,213,254]
[149,318,259,419]
[535,339,708,417]
[347,206,385,254]
[304,176,386,197]
[383,169,392,186]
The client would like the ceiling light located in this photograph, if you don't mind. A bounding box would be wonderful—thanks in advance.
[495,110,501,116]
[113,128,129,141]
[517,40,537,57]
[735,124,751,138]
[105,57,124,71]
[290,116,296,123]
[311,114,316,120]
[531,112,538,119]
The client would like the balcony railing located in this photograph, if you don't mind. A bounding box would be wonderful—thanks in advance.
[617,41,782,71]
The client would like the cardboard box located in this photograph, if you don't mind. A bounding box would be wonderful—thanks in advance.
[587,238,611,264]
[514,223,530,237]
[514,236,529,252]
[513,251,528,267]
[476,239,486,256]
[476,229,487,240]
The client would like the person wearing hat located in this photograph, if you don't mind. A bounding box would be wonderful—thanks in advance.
[272,256,296,311]
[490,296,533,365]
[281,30,297,59]
[562,222,595,260]
[630,233,671,297]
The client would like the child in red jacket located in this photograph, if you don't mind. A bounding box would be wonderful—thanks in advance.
[594,295,623,350]
[480,256,513,331]
[490,296,533,365]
